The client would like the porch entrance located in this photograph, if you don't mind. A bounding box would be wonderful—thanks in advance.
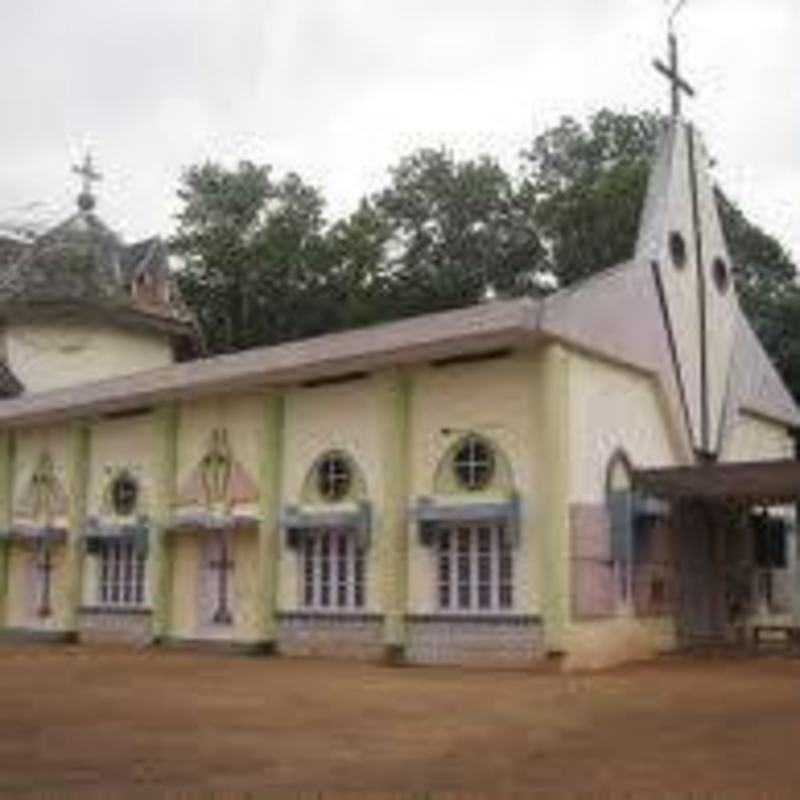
[635,458,800,647]
[677,509,726,639]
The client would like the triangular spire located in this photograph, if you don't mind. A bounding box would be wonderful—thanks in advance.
[636,27,739,459]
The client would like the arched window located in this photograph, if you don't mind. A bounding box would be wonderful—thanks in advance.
[316,452,353,503]
[111,471,138,517]
[606,450,634,604]
[297,450,367,611]
[452,435,495,492]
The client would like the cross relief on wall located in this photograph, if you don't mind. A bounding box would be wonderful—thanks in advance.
[178,428,259,627]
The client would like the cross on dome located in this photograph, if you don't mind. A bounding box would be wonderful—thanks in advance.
[72,151,102,211]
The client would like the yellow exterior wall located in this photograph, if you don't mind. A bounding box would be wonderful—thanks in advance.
[12,425,70,528]
[279,377,384,613]
[5,321,173,394]
[407,352,542,616]
[170,394,264,642]
[169,531,260,642]
[9,425,71,629]
[567,351,680,505]
[175,394,264,500]
[82,414,155,608]
[563,350,681,666]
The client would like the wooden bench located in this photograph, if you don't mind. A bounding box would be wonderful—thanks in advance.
[752,625,800,651]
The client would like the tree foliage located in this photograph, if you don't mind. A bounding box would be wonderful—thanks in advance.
[521,109,800,398]
[170,109,800,400]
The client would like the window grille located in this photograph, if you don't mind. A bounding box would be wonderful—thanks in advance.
[301,528,365,610]
[453,436,495,492]
[316,454,353,502]
[98,541,146,608]
[437,523,513,612]
[110,473,138,517]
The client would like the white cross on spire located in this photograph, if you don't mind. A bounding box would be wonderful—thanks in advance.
[653,2,696,118]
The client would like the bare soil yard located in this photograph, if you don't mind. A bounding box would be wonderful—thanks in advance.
[0,645,798,795]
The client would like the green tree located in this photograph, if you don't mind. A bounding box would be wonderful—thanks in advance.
[522,109,661,285]
[171,161,335,353]
[523,108,800,399]
[372,148,546,317]
[171,115,799,402]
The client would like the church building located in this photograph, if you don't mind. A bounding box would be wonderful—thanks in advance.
[0,46,797,668]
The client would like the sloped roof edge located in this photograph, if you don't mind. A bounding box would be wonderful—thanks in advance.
[0,297,542,426]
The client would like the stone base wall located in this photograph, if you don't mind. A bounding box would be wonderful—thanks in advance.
[277,612,385,660]
[0,627,77,644]
[78,608,153,646]
[406,615,544,666]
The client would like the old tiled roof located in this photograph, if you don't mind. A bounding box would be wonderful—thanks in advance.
[0,209,197,337]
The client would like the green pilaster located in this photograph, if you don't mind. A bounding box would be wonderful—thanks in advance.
[257,391,284,648]
[539,344,571,653]
[0,430,14,626]
[376,370,412,659]
[64,420,90,635]
[151,403,179,642]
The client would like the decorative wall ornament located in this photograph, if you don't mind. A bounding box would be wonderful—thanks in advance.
[176,428,258,528]
[15,451,68,528]
[35,540,53,618]
[200,429,234,511]
[208,532,234,625]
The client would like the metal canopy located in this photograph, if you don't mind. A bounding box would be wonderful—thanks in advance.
[634,459,800,505]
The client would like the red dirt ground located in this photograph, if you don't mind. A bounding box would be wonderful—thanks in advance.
[0,645,799,796]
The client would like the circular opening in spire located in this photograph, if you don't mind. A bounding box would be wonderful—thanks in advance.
[669,231,687,269]
[713,257,730,294]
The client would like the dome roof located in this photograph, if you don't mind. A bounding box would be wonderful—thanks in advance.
[0,210,126,305]
[0,198,199,345]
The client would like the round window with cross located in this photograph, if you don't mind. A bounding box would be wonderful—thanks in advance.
[453,435,495,492]
[316,453,353,503]
[111,472,139,517]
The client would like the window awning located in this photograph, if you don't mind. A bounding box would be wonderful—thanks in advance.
[84,516,149,554]
[281,502,372,549]
[413,495,521,546]
[166,511,259,535]
[0,524,67,544]
[634,459,800,506]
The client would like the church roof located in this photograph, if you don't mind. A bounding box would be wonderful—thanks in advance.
[0,284,795,439]
[0,362,23,399]
[0,200,198,341]
[0,112,795,451]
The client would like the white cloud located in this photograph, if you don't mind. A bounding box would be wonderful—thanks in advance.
[0,0,797,260]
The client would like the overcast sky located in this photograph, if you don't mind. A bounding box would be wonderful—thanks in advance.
[1,0,798,260]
